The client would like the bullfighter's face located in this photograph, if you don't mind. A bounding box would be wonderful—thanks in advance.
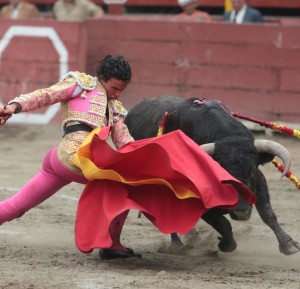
[100,78,128,100]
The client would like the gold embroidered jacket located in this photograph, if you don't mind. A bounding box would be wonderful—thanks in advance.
[8,71,134,175]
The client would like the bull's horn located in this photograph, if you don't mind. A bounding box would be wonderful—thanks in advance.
[200,143,215,155]
[254,140,291,177]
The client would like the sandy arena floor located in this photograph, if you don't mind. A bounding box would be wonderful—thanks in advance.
[0,123,300,289]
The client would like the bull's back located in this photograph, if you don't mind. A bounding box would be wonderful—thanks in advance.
[162,98,254,144]
[125,95,183,139]
[125,96,253,143]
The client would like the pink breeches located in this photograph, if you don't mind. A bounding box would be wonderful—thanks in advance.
[0,146,87,224]
[0,146,129,251]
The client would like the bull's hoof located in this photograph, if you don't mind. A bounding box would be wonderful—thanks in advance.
[280,240,300,255]
[99,248,142,260]
[217,236,237,253]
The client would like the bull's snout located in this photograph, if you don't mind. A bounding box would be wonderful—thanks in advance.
[229,208,252,221]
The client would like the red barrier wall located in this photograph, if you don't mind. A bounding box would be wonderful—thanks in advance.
[0,20,87,123]
[0,17,299,124]
[86,16,300,123]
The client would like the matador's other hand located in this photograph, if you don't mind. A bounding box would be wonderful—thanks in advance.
[0,104,19,125]
[0,114,12,125]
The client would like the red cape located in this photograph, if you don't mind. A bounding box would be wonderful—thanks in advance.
[75,128,256,253]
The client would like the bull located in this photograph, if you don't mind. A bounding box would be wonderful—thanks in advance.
[124,95,300,255]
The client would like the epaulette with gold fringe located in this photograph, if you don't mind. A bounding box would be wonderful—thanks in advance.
[112,100,128,117]
[62,71,97,91]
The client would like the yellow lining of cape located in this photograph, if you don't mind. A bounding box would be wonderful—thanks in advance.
[73,128,200,200]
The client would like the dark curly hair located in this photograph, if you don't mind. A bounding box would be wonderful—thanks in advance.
[96,55,132,83]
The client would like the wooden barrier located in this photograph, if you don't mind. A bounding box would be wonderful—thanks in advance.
[0,16,299,124]
[86,16,300,123]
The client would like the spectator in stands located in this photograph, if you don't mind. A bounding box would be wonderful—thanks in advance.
[175,0,212,22]
[0,0,40,19]
[224,0,263,23]
[53,0,104,21]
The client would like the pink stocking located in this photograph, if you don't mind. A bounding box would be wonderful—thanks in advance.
[109,210,130,251]
[0,146,86,224]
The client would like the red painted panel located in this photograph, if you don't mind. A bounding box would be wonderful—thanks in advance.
[122,83,180,110]
[85,34,180,74]
[113,16,181,42]
[178,22,281,46]
[0,20,87,108]
[185,66,278,90]
[281,25,300,48]
[1,37,58,62]
[115,41,179,63]
[0,59,59,84]
[183,43,300,69]
[86,18,118,39]
[280,69,300,92]
[272,92,300,122]
[130,62,181,85]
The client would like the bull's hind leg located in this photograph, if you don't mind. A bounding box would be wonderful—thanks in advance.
[255,170,300,255]
[202,210,237,252]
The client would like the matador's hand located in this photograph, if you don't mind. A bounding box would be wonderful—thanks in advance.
[0,104,18,125]
[0,114,12,125]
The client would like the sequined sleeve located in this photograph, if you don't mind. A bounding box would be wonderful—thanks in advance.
[111,100,128,123]
[111,119,134,149]
[8,77,78,113]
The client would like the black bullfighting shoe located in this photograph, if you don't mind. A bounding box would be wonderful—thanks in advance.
[99,248,142,260]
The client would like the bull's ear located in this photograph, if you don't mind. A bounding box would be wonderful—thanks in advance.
[258,153,275,165]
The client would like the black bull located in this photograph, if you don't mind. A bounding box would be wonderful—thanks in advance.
[124,96,300,255]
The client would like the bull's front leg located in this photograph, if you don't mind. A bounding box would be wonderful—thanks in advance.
[255,170,300,255]
[202,209,237,252]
